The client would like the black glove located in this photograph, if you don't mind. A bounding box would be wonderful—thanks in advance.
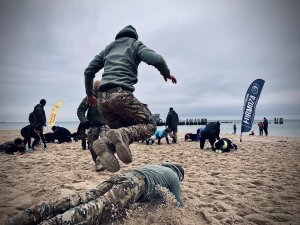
[83,121,91,129]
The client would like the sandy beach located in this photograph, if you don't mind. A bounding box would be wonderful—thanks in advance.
[0,130,299,225]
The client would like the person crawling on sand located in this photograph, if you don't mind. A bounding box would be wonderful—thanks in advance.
[213,138,237,153]
[133,162,185,207]
[147,128,172,145]
[197,122,220,150]
[0,138,26,155]
[51,126,72,143]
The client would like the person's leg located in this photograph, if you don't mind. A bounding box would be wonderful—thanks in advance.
[98,90,156,141]
[95,90,156,171]
[32,134,40,150]
[21,130,29,148]
[166,136,169,144]
[265,128,268,136]
[172,128,178,143]
[87,127,100,163]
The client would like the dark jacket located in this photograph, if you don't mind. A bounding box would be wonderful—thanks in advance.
[0,141,26,154]
[214,138,234,153]
[77,96,105,126]
[166,109,179,129]
[53,126,72,143]
[198,122,220,149]
[21,125,45,149]
[263,118,268,128]
[84,25,171,96]
[33,104,46,126]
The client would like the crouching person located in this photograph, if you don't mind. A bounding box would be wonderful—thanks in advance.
[52,126,72,143]
[148,128,171,145]
[213,138,238,153]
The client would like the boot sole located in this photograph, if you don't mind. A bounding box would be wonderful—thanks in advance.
[107,130,132,164]
[93,140,120,172]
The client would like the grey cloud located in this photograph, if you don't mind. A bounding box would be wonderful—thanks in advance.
[0,0,299,122]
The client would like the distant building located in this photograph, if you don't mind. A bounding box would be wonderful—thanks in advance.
[152,114,165,126]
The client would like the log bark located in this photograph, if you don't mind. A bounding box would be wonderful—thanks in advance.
[5,171,145,225]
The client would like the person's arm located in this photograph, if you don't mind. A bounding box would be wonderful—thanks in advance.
[166,136,169,144]
[39,131,47,148]
[135,41,176,83]
[84,50,105,106]
[169,177,184,207]
[77,97,89,124]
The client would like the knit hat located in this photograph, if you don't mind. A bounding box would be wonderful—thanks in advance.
[14,138,23,145]
[40,99,46,106]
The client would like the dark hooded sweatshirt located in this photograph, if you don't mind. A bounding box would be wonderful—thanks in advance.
[84,25,171,96]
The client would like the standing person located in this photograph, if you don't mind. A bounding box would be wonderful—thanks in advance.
[84,25,177,172]
[233,123,237,135]
[29,99,47,147]
[166,107,179,143]
[258,121,264,136]
[21,124,47,151]
[263,117,269,136]
[77,80,109,171]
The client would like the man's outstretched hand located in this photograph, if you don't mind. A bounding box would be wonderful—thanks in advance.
[164,75,177,84]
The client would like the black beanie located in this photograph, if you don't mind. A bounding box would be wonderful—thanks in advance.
[14,138,23,145]
[40,99,46,106]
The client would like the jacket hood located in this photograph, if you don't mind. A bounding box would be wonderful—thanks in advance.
[115,25,138,40]
[162,162,184,181]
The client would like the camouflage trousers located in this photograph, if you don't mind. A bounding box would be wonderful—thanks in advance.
[87,125,109,162]
[98,88,156,142]
[5,170,146,225]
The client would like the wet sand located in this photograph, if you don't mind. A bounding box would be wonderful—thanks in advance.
[0,130,299,225]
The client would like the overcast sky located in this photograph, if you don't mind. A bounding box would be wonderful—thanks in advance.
[0,0,299,123]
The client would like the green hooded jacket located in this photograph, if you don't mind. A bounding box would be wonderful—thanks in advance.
[77,96,105,126]
[85,25,171,96]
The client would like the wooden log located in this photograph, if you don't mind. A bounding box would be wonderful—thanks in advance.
[5,171,146,225]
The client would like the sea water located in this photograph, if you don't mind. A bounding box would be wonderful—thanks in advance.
[1,120,299,137]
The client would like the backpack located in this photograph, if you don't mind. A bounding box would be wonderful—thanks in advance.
[28,111,36,125]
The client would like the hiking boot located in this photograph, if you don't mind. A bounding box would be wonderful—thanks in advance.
[93,138,120,172]
[106,129,132,164]
[94,159,105,172]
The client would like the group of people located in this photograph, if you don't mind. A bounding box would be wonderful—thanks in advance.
[0,99,74,154]
[0,99,48,154]
[197,121,237,153]
[2,25,271,210]
[258,117,269,136]
[79,25,184,206]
